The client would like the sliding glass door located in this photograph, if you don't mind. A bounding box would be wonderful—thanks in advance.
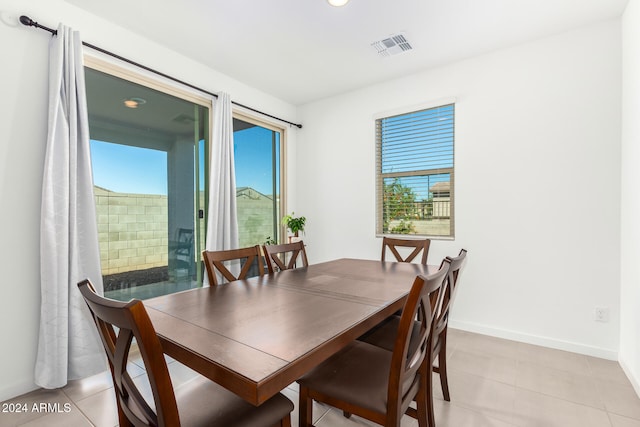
[85,64,209,301]
[233,115,283,247]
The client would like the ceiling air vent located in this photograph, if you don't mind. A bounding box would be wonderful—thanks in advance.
[371,33,413,57]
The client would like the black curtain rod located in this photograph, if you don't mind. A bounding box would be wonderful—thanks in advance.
[19,15,303,129]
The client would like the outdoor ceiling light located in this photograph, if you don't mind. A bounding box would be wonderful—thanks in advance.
[327,0,349,6]
[123,97,147,109]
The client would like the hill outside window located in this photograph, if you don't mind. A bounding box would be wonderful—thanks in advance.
[375,101,455,238]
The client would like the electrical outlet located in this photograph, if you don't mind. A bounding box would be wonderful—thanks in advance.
[594,306,610,322]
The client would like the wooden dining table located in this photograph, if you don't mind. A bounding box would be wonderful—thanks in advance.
[144,258,435,406]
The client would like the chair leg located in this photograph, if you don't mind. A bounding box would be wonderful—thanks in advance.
[272,416,291,427]
[280,414,292,427]
[299,385,313,427]
[343,411,352,418]
[415,366,429,427]
[438,333,450,402]
[117,409,133,427]
[425,372,436,427]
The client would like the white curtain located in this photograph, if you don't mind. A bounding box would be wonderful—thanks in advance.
[35,24,106,388]
[204,92,239,284]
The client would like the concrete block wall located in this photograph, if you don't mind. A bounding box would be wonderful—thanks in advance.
[237,197,278,247]
[95,187,168,275]
[95,186,277,276]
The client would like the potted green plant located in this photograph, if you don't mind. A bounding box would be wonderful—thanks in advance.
[282,212,306,239]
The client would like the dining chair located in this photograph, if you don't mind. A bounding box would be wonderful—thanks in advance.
[381,236,431,265]
[381,237,431,320]
[359,249,468,425]
[297,260,450,427]
[202,245,264,285]
[430,248,467,402]
[170,228,194,275]
[77,279,294,427]
[262,241,309,274]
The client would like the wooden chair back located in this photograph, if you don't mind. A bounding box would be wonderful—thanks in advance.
[202,245,264,285]
[262,241,309,274]
[381,237,430,265]
[387,260,449,420]
[433,248,468,345]
[78,280,180,427]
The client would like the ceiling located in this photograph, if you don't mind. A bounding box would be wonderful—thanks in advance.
[66,0,628,106]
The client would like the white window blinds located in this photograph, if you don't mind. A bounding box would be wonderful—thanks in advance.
[376,103,455,237]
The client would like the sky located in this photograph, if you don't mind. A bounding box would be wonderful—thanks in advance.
[91,140,168,195]
[233,126,280,196]
[90,125,279,196]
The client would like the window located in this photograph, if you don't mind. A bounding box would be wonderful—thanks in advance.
[233,114,284,247]
[376,103,455,238]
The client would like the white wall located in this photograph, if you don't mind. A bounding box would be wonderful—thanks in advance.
[620,0,640,397]
[0,0,298,401]
[297,20,622,359]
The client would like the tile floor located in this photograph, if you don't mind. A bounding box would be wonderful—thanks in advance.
[2,329,640,427]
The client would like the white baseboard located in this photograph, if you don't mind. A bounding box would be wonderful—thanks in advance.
[0,381,38,403]
[619,357,640,399]
[449,319,618,360]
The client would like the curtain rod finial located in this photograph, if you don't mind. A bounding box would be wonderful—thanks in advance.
[19,15,34,26]
[19,15,57,35]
